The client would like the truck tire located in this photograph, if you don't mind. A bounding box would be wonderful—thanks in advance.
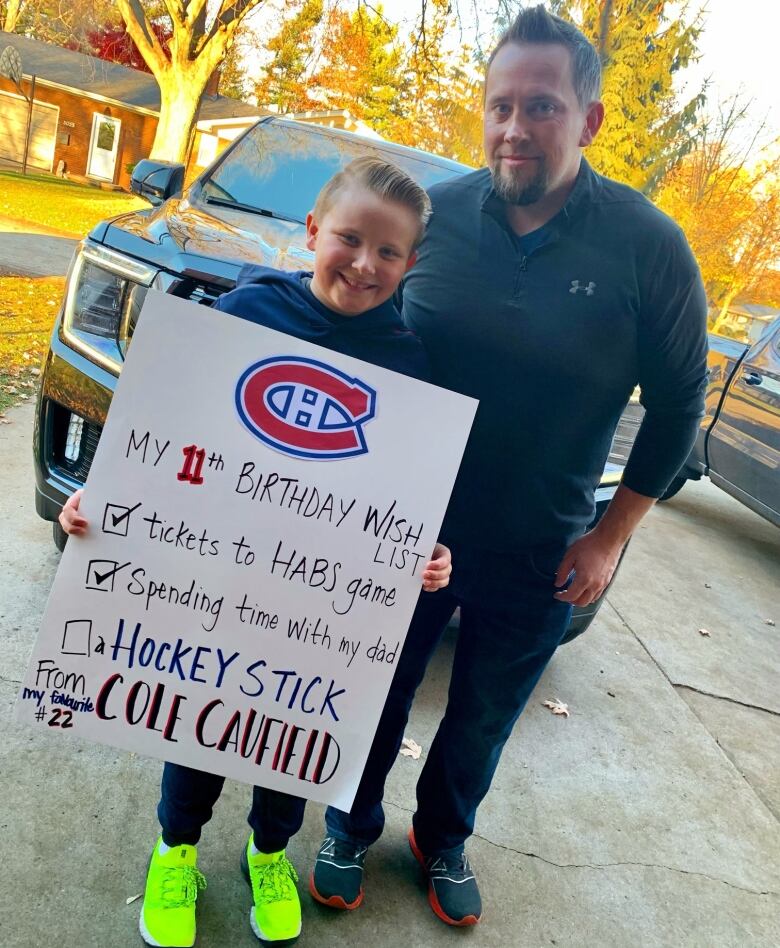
[659,475,687,502]
[53,521,68,553]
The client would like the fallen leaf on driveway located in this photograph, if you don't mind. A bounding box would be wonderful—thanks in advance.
[126,894,142,905]
[399,737,422,759]
[698,628,711,637]
[542,699,570,717]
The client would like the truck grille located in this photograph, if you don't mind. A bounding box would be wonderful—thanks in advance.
[170,278,224,307]
[48,401,103,481]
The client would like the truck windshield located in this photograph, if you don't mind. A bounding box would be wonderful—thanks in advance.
[200,121,468,223]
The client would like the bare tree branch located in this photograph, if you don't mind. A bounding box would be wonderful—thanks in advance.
[115,0,171,74]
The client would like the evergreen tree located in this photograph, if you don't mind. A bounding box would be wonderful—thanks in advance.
[218,22,252,101]
[253,0,323,113]
[554,0,705,193]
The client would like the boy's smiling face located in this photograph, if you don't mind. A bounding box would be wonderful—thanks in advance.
[306,184,419,317]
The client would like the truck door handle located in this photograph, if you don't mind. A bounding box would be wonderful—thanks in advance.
[742,371,763,386]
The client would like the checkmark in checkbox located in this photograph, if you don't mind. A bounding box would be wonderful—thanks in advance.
[102,501,141,537]
[85,559,130,592]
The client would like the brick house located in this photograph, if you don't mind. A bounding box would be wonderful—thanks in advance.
[0,31,265,191]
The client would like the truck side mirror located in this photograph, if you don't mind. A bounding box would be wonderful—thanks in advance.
[131,159,185,206]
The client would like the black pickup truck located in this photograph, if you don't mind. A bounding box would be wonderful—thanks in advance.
[32,116,629,641]
[660,318,780,526]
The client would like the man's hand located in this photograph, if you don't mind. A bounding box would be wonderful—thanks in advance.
[59,488,88,536]
[553,529,624,606]
[421,542,452,592]
[552,483,657,606]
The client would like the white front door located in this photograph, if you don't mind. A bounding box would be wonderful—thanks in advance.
[87,113,121,181]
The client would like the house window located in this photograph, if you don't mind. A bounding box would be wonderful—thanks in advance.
[96,118,117,151]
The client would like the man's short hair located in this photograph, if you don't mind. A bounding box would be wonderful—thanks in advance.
[487,4,602,107]
[313,156,432,250]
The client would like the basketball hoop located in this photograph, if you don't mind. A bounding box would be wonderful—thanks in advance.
[0,45,23,86]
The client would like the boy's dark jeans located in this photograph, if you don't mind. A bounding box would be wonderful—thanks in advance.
[159,763,305,852]
[159,543,573,857]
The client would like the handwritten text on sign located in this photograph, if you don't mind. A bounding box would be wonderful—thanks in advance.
[16,291,477,811]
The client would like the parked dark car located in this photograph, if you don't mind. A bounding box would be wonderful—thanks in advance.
[660,318,780,526]
[33,116,633,641]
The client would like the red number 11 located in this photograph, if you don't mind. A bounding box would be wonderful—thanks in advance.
[177,444,205,485]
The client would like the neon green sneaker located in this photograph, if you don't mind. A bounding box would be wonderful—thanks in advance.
[240,837,301,944]
[139,837,206,947]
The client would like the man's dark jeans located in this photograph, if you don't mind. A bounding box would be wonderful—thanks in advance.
[327,542,573,855]
[159,543,572,857]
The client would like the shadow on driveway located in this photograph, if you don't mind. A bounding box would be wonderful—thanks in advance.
[0,216,78,277]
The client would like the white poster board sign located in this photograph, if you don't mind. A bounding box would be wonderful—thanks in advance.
[16,291,477,811]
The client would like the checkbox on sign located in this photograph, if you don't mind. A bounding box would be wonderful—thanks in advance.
[102,501,141,537]
[61,619,92,657]
[85,559,129,592]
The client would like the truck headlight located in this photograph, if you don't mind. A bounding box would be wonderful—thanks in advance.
[61,243,157,373]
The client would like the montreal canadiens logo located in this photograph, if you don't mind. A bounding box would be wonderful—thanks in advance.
[235,356,377,460]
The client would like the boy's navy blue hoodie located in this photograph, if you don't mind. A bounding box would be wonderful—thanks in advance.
[212,265,431,382]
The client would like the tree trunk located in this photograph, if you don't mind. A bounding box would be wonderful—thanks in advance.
[711,287,741,334]
[149,75,204,164]
[2,0,23,32]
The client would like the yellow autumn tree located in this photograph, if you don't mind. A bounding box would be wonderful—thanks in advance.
[253,0,482,163]
[308,4,404,137]
[656,98,780,319]
[116,0,269,163]
[391,0,483,165]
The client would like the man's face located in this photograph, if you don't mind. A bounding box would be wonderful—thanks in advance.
[484,42,602,206]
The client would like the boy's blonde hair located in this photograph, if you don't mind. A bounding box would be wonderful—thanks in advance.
[313,156,432,250]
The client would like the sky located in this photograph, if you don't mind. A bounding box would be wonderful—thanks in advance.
[679,0,778,140]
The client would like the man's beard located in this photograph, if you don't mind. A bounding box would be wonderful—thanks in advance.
[490,157,549,206]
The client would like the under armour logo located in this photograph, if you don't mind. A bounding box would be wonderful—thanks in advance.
[569,280,596,296]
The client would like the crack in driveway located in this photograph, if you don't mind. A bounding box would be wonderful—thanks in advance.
[672,683,780,718]
[605,599,780,824]
[605,599,779,717]
[471,833,778,897]
[384,799,777,897]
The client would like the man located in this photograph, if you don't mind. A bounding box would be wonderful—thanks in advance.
[318,5,708,928]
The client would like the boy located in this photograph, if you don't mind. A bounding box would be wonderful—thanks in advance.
[59,157,452,947]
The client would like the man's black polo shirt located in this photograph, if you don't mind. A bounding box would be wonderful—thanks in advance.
[403,160,708,551]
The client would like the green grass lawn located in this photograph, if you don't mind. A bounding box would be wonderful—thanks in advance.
[0,171,146,237]
[0,275,65,415]
[0,174,144,416]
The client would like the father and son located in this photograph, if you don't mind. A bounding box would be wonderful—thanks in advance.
[58,6,708,946]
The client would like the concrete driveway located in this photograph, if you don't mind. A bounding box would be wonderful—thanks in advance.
[0,216,78,277]
[1,400,778,948]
